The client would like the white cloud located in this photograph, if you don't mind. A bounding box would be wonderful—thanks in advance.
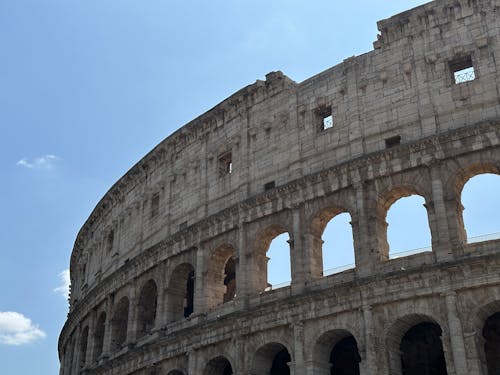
[16,154,59,169]
[54,269,70,300]
[0,312,46,346]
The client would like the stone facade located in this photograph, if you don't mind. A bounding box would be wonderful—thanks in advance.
[59,0,500,374]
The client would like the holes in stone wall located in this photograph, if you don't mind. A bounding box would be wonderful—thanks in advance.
[317,107,333,132]
[136,280,158,339]
[223,256,236,303]
[385,135,401,149]
[167,263,195,322]
[218,152,233,177]
[461,173,500,242]
[110,297,129,351]
[79,326,89,368]
[449,55,475,84]
[204,356,233,375]
[483,312,500,375]
[106,230,114,253]
[264,181,276,191]
[266,232,291,289]
[151,192,160,218]
[386,195,431,259]
[400,322,448,375]
[93,312,106,361]
[330,335,361,375]
[321,212,355,276]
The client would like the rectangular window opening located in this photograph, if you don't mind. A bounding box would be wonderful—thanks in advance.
[385,135,401,149]
[218,152,233,176]
[322,114,334,130]
[450,56,475,84]
[264,181,275,191]
[151,193,160,217]
[179,221,188,230]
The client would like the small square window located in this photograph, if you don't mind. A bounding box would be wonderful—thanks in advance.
[264,181,275,191]
[322,114,334,130]
[385,135,401,149]
[218,152,232,176]
[179,221,188,230]
[450,56,476,84]
[106,230,114,253]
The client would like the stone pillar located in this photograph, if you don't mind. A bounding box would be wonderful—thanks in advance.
[361,305,377,375]
[187,349,197,375]
[429,166,457,261]
[292,322,306,374]
[71,327,81,375]
[85,311,96,366]
[126,288,137,345]
[236,222,249,302]
[354,182,384,276]
[443,291,468,375]
[101,297,114,358]
[194,247,205,314]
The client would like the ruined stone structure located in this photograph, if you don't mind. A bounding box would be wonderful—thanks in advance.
[59,0,500,374]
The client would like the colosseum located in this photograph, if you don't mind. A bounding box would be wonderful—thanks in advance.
[59,0,500,374]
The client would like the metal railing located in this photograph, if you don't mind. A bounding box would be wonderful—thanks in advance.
[266,232,500,291]
[454,68,475,84]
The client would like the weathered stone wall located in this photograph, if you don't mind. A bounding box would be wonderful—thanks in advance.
[59,0,500,374]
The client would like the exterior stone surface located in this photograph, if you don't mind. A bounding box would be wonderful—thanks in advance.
[59,0,500,374]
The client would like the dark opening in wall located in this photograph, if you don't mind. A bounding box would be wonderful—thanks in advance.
[218,152,233,176]
[385,135,401,149]
[151,193,160,217]
[449,55,475,84]
[184,270,195,318]
[317,107,333,132]
[264,181,276,191]
[179,221,187,230]
[106,230,114,253]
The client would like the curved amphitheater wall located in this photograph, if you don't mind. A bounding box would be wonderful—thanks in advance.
[59,0,500,374]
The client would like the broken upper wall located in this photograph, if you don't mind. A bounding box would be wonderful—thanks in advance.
[68,0,500,306]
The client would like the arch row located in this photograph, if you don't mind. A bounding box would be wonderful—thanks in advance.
[61,160,500,373]
[63,299,500,375]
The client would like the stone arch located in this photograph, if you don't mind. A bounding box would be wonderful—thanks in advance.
[456,164,500,243]
[93,312,106,361]
[110,296,129,351]
[167,263,195,322]
[166,370,185,375]
[251,223,292,291]
[251,342,292,375]
[309,205,355,276]
[203,356,234,375]
[377,185,433,259]
[446,159,500,245]
[386,314,448,375]
[136,279,158,339]
[78,325,89,368]
[468,299,500,375]
[205,243,237,309]
[311,329,361,375]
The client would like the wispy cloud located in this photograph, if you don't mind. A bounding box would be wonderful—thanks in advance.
[0,312,46,346]
[16,154,59,169]
[54,269,70,300]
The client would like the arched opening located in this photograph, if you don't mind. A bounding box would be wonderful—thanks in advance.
[110,297,129,351]
[136,280,158,339]
[223,257,236,303]
[461,173,500,242]
[206,244,237,309]
[251,342,291,375]
[93,312,106,361]
[311,208,355,276]
[330,336,361,375]
[78,326,89,368]
[167,263,195,322]
[166,370,185,375]
[400,322,448,375]
[204,356,233,375]
[483,312,500,375]
[254,225,291,291]
[385,194,432,259]
[312,330,361,375]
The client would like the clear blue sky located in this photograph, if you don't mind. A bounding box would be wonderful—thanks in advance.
[1,1,498,374]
